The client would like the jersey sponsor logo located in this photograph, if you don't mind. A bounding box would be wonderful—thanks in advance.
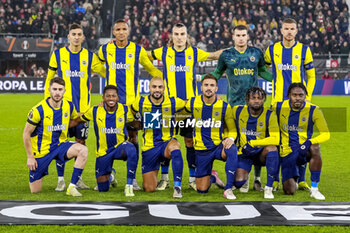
[169,64,190,72]
[241,127,262,137]
[282,124,303,132]
[110,62,131,70]
[100,127,122,134]
[234,68,254,76]
[277,63,297,71]
[65,70,85,78]
[47,124,67,132]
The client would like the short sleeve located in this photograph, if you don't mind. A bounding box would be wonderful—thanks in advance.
[27,108,41,126]
[197,48,210,62]
[81,107,94,121]
[152,47,163,61]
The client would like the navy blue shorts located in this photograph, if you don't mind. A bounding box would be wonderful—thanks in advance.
[29,141,75,183]
[281,151,299,183]
[141,140,172,174]
[195,143,224,178]
[68,122,89,140]
[237,147,265,172]
[95,142,134,178]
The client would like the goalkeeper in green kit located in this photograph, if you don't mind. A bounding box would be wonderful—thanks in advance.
[210,25,273,193]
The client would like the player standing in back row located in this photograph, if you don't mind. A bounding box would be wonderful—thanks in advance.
[98,19,163,190]
[211,25,273,193]
[148,23,224,191]
[265,18,316,191]
[45,23,106,191]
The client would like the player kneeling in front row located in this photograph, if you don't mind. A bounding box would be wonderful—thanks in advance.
[131,77,184,198]
[70,85,138,197]
[185,74,238,199]
[23,78,88,197]
[273,83,330,200]
[231,87,280,199]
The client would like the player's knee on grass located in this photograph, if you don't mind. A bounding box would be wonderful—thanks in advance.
[283,179,296,195]
[29,180,42,193]
[143,172,157,192]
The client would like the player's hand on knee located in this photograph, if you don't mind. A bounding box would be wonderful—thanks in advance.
[223,137,235,149]
[27,157,37,171]
[299,140,311,156]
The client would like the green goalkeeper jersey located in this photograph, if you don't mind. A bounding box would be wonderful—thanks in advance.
[212,46,272,106]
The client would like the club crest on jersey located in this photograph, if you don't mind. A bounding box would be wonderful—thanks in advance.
[301,116,307,122]
[164,107,170,112]
[118,117,123,123]
[187,55,192,60]
[82,60,87,66]
[250,56,255,62]
[294,54,299,59]
[214,111,220,117]
[258,122,264,127]
[64,112,68,118]
[128,53,133,58]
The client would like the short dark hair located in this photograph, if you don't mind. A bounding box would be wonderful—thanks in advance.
[201,73,218,85]
[69,23,82,31]
[287,83,308,97]
[233,25,248,32]
[282,17,297,25]
[50,77,65,87]
[103,85,119,96]
[113,19,128,28]
[173,22,186,29]
[245,86,266,103]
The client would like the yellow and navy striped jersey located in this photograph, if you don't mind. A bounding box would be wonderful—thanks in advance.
[26,98,78,158]
[81,103,134,157]
[264,41,316,105]
[98,41,162,105]
[233,105,280,155]
[152,46,209,100]
[45,47,106,113]
[273,100,330,157]
[185,95,236,151]
[131,95,186,151]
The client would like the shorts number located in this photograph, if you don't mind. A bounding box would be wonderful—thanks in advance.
[81,128,89,138]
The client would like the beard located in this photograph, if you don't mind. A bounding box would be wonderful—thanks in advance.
[152,92,163,100]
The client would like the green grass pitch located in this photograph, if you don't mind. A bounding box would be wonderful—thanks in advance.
[0,94,349,232]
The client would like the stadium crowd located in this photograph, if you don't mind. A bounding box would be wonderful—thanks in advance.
[122,0,350,56]
[0,0,105,50]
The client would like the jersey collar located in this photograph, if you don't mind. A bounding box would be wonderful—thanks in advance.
[201,95,217,106]
[104,103,119,114]
[148,95,165,106]
[66,46,83,54]
[114,41,130,49]
[46,97,63,111]
[172,46,187,53]
[281,41,297,49]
